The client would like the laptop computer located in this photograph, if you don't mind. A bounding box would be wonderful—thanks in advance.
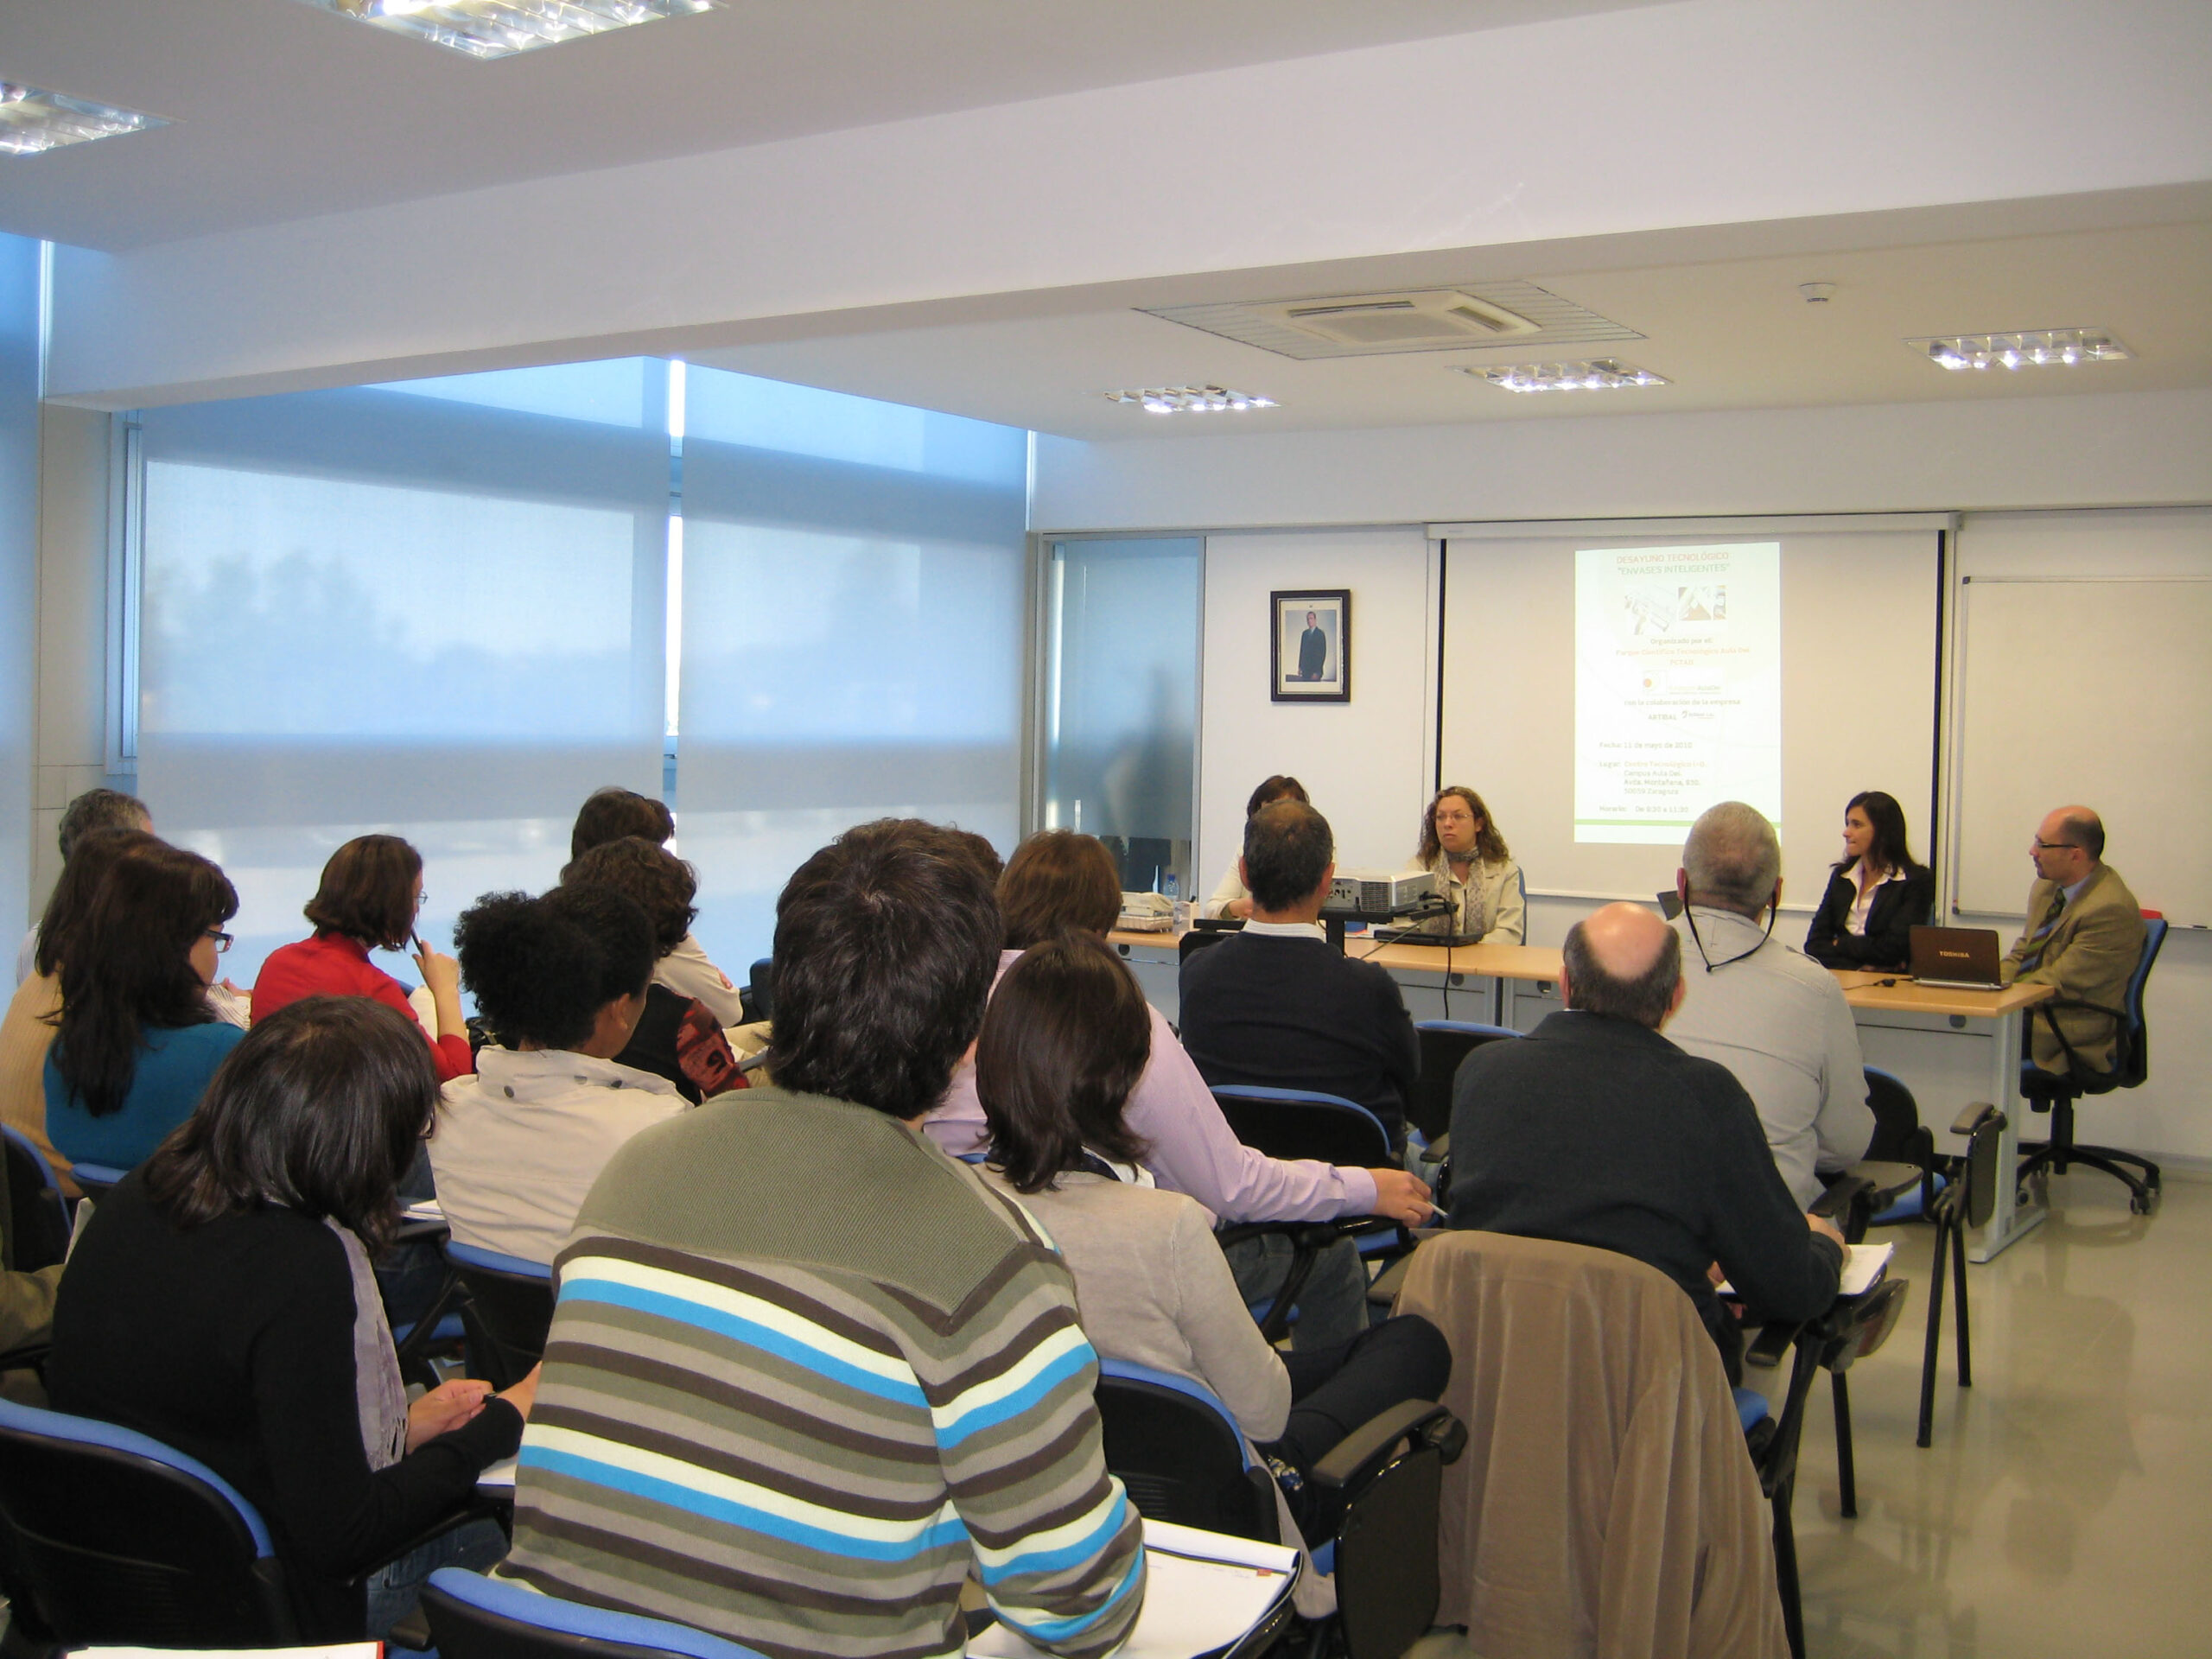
[1909,925,2005,989]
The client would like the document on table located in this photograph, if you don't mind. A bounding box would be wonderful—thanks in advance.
[1717,1239,1893,1301]
[968,1518,1297,1659]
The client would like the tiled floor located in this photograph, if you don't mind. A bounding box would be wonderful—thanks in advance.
[1409,1169,2211,1659]
[1779,1168,2212,1658]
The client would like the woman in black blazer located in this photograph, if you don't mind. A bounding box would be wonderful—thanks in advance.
[1803,791,1935,970]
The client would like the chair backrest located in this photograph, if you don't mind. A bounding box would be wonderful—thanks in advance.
[1860,1067,1928,1167]
[445,1241,556,1391]
[2113,917,2168,1087]
[1960,1108,2009,1230]
[424,1567,770,1659]
[1392,1231,1785,1651]
[1211,1085,1393,1168]
[0,1396,296,1648]
[1179,927,1233,965]
[1093,1360,1280,1543]
[1406,1023,1520,1145]
[0,1126,71,1273]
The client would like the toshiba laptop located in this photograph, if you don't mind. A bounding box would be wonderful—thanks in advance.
[1909,925,2005,990]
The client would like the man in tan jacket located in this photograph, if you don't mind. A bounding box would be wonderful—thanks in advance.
[2000,806,2145,1074]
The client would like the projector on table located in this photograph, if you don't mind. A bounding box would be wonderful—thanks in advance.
[1327,868,1440,917]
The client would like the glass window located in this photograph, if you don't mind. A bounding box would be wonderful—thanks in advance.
[1043,538,1202,899]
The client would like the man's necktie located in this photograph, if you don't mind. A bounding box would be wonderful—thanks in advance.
[2019,889,2066,972]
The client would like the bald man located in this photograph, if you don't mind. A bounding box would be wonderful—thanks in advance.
[1446,903,1847,1382]
[2001,806,2144,1075]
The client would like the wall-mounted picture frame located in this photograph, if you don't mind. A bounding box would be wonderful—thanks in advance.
[1271,589,1351,702]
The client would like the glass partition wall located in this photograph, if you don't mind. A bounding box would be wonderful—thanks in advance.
[1041,537,1203,902]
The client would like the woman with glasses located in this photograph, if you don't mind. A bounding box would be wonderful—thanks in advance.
[1404,785,1525,944]
[49,997,536,1640]
[44,839,247,1172]
[253,834,474,1081]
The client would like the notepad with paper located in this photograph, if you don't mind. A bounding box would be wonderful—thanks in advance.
[967,1518,1298,1659]
[1717,1239,1893,1301]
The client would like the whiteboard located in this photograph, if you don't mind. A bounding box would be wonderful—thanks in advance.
[1440,521,1943,907]
[1954,576,2212,924]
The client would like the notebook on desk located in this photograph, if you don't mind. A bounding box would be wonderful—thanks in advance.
[1909,925,2005,989]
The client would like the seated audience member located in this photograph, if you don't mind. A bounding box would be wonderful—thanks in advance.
[252,834,474,1082]
[1662,802,1873,1207]
[1404,786,1526,944]
[2,826,159,1194]
[13,787,150,988]
[1204,774,1309,919]
[569,785,743,1026]
[500,819,1146,1659]
[926,829,1430,1350]
[976,931,1450,1554]
[1179,801,1421,1146]
[434,887,683,1264]
[44,841,245,1172]
[560,838,743,1102]
[1802,791,1936,970]
[1446,904,1847,1383]
[2003,805,2145,1074]
[48,997,535,1640]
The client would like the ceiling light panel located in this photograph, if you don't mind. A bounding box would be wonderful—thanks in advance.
[1104,386,1278,416]
[1145,281,1641,361]
[0,83,168,156]
[293,0,715,60]
[1908,328,2130,372]
[1460,359,1669,393]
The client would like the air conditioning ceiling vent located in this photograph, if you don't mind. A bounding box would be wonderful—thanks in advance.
[1143,281,1642,360]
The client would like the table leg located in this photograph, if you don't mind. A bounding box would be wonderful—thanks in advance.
[1967,1004,2047,1263]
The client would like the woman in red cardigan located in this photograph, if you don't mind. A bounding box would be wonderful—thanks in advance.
[252,836,474,1081]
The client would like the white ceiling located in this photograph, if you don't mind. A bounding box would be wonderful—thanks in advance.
[0,0,1671,250]
[684,211,2212,441]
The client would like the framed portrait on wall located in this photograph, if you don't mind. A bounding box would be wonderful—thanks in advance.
[1270,589,1351,702]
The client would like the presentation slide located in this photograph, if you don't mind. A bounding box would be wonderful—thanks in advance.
[1573,542,1781,844]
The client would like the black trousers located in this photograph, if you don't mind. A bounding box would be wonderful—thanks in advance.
[1257,1313,1452,1545]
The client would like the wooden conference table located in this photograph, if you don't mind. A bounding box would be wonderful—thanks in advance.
[1107,928,2055,1262]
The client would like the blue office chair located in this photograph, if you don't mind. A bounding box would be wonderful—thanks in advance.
[0,1124,73,1274]
[62,1160,127,1199]
[447,1240,556,1391]
[1211,1085,1414,1341]
[424,1567,770,1659]
[2017,913,2167,1213]
[0,1395,299,1649]
[1094,1359,1461,1659]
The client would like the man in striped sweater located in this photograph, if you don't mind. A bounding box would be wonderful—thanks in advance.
[500,819,1147,1659]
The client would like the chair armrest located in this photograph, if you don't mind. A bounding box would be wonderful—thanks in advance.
[348,1491,509,1586]
[1949,1100,2001,1137]
[0,1341,48,1376]
[1811,1173,1876,1245]
[1310,1400,1465,1491]
[1216,1221,1339,1252]
[2036,995,2128,1022]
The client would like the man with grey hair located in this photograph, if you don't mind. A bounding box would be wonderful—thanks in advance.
[1446,902,1847,1382]
[2001,805,2143,1074]
[1664,801,1872,1207]
[16,788,153,987]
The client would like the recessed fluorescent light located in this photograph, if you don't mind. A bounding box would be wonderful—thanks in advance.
[292,0,716,60]
[0,82,168,156]
[1103,386,1279,416]
[1459,358,1669,393]
[1909,328,2129,372]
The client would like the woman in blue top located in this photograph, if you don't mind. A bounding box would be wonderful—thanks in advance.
[45,839,245,1172]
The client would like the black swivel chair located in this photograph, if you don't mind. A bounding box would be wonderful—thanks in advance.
[1095,1359,1465,1659]
[2016,914,2167,1213]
